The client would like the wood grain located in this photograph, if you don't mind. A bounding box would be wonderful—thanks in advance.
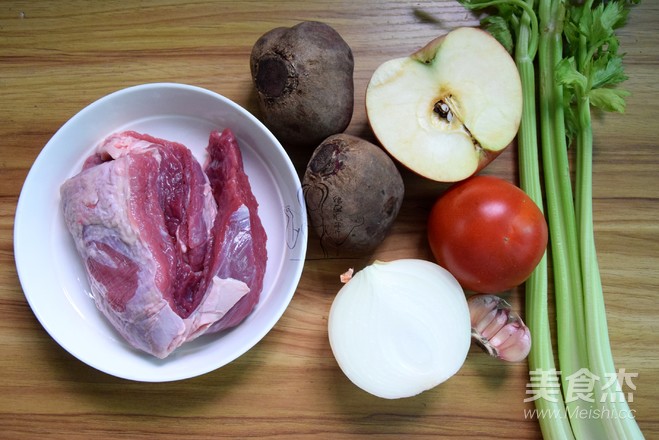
[1,1,657,438]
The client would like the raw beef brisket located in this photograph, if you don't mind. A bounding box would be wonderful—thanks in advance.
[60,129,267,358]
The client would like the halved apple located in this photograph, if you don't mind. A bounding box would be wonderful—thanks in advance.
[366,27,523,182]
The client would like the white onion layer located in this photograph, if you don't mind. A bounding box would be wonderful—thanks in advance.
[328,259,471,399]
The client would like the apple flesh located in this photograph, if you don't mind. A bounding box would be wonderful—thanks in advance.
[365,27,523,182]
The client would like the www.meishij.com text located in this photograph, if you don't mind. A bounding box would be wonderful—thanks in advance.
[523,367,638,420]
[525,405,637,420]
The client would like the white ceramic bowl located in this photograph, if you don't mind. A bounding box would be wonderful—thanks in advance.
[14,83,307,382]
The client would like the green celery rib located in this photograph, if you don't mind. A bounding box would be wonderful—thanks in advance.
[458,1,644,437]
[538,0,605,438]
[515,2,574,439]
[570,1,643,437]
[576,94,644,439]
[574,68,645,440]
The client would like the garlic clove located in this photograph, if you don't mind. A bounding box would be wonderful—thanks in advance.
[480,307,510,340]
[467,293,531,362]
[496,325,531,362]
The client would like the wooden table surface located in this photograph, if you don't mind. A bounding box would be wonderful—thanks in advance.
[1,1,657,438]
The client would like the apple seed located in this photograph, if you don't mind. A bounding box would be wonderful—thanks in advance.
[433,100,453,122]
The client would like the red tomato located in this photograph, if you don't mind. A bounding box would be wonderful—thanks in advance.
[427,175,548,293]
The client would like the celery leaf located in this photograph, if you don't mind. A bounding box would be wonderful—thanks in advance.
[588,88,630,113]
[591,55,628,89]
[482,15,514,54]
[556,57,587,94]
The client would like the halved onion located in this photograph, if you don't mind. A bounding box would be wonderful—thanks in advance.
[328,259,471,399]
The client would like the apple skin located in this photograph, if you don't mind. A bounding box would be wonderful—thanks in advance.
[365,27,523,183]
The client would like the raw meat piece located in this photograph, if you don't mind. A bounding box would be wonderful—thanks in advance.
[203,129,268,333]
[60,129,267,358]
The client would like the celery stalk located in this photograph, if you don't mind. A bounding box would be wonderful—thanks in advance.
[457,0,643,437]
[571,2,644,437]
[515,2,574,439]
[537,2,605,437]
[576,91,643,439]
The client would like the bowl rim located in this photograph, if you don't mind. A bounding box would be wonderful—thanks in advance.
[13,82,308,381]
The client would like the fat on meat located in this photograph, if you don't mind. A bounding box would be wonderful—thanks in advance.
[60,129,267,358]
